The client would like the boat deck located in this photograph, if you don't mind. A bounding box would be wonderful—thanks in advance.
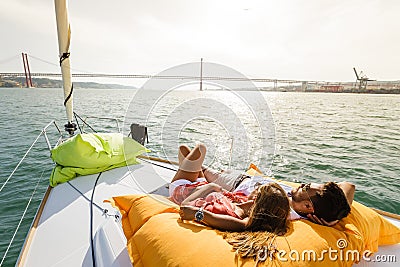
[18,159,175,266]
[18,159,399,266]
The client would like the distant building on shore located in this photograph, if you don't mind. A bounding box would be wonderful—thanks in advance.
[0,79,22,88]
[307,81,400,94]
[259,80,400,94]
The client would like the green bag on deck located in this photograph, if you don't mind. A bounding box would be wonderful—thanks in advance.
[49,133,149,187]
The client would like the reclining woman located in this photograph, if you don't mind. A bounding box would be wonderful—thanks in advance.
[171,143,355,227]
[169,143,291,234]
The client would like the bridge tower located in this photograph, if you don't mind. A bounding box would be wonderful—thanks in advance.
[199,58,203,91]
[21,53,33,88]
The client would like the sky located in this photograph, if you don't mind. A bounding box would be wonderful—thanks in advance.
[0,0,399,87]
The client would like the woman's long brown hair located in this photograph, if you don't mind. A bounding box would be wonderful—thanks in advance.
[224,183,290,262]
[246,182,290,234]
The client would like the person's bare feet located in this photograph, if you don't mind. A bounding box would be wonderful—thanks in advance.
[178,144,205,177]
[179,143,206,173]
[178,145,191,165]
[171,143,207,183]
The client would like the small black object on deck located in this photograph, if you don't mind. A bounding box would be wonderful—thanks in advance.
[129,123,148,145]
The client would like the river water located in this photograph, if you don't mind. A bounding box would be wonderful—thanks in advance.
[0,88,399,266]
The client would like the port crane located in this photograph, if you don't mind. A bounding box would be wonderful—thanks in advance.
[353,67,375,90]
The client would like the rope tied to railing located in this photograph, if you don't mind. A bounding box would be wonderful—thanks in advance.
[0,121,62,193]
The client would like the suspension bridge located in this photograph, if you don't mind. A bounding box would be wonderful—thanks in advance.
[0,53,320,87]
[1,53,399,93]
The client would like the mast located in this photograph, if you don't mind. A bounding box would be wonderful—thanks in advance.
[54,0,76,135]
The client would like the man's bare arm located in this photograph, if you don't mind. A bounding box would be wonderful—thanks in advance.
[308,182,355,226]
[338,182,356,205]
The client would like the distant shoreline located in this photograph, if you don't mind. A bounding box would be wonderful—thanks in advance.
[2,87,399,95]
[1,77,400,94]
[0,77,136,89]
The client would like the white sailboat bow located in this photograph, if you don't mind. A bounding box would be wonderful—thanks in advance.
[16,157,174,266]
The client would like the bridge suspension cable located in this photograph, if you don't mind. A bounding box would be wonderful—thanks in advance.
[27,54,92,73]
[0,72,314,84]
[1,53,321,84]
[0,55,20,65]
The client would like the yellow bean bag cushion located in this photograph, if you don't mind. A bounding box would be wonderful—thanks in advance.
[108,164,400,266]
[108,193,400,267]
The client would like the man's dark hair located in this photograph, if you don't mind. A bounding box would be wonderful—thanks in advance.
[310,182,351,222]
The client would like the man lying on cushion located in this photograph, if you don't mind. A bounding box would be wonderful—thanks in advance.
[171,144,355,226]
[206,168,356,225]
